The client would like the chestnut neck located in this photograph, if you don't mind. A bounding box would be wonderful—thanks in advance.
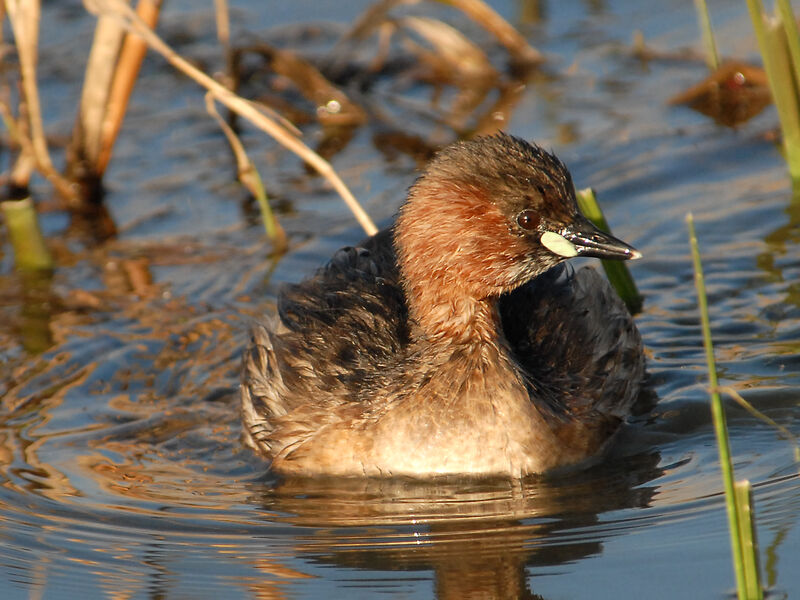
[412,287,503,347]
[395,181,521,351]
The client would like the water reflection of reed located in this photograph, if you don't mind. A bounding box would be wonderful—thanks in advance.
[254,453,662,600]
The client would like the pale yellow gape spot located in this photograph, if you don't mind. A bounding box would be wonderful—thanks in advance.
[540,231,578,257]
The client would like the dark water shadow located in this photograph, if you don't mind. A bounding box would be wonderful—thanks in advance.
[251,451,662,599]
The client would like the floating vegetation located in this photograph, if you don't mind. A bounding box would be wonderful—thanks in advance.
[668,61,771,127]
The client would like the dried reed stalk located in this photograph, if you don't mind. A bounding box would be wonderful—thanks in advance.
[213,0,231,65]
[72,7,127,172]
[96,0,163,175]
[438,0,543,66]
[84,0,378,236]
[4,0,77,202]
[0,95,36,190]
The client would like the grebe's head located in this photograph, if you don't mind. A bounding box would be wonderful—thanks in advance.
[395,133,639,308]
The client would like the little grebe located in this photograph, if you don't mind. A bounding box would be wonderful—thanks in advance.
[241,133,645,478]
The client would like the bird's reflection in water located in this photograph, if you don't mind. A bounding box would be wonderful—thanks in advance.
[253,451,662,600]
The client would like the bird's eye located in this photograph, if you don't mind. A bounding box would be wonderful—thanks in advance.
[516,210,540,231]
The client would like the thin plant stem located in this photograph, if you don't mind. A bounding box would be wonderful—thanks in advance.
[213,0,237,96]
[5,0,49,173]
[5,0,78,202]
[716,386,800,463]
[734,481,762,600]
[0,98,36,189]
[687,213,753,599]
[693,0,719,71]
[83,0,378,236]
[214,0,230,57]
[206,93,288,253]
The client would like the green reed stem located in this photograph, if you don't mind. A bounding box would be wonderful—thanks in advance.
[249,164,287,251]
[205,93,287,253]
[777,0,800,86]
[734,480,763,599]
[576,188,642,313]
[687,213,761,600]
[0,196,54,272]
[747,0,800,182]
[693,0,719,70]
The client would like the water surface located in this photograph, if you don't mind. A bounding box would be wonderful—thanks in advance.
[1,1,799,598]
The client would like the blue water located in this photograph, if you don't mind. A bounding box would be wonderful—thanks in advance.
[1,1,798,598]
